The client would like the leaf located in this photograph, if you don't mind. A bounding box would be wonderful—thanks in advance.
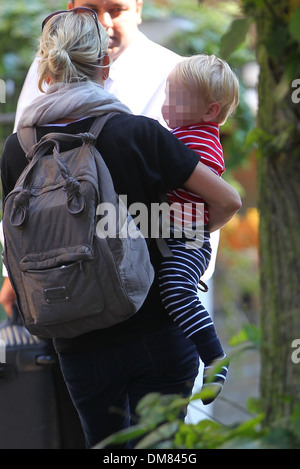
[220,17,252,59]
[134,421,179,449]
[229,324,261,348]
[229,328,248,346]
[289,6,300,44]
[247,397,264,415]
[202,355,230,384]
[135,392,189,425]
[244,127,274,151]
[243,323,262,347]
[93,423,152,449]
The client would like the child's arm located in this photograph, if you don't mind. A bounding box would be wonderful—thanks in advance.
[183,161,242,231]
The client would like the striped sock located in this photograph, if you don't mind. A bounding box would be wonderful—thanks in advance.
[202,354,229,405]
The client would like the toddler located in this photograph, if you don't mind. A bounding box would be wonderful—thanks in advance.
[160,54,239,404]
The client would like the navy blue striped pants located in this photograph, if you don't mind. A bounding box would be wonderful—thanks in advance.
[158,236,224,364]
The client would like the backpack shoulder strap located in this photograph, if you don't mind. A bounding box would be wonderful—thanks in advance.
[90,113,174,260]
[89,112,120,139]
[16,113,119,154]
[17,127,38,155]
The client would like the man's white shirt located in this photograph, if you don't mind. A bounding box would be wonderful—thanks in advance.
[106,32,180,124]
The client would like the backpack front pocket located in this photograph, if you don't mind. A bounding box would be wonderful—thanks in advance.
[19,246,104,329]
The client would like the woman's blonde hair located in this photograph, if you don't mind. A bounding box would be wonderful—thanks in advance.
[37,10,109,92]
[174,54,239,125]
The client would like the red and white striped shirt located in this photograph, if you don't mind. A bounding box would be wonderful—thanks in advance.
[167,122,225,225]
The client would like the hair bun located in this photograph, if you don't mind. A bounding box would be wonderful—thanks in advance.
[48,48,70,72]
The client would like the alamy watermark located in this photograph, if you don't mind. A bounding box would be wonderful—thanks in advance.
[95,195,205,249]
[291,79,300,103]
[0,79,5,103]
[0,339,6,364]
[291,339,300,364]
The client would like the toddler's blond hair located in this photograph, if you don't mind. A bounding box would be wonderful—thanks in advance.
[174,54,239,125]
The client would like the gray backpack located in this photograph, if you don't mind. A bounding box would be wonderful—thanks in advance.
[2,115,154,339]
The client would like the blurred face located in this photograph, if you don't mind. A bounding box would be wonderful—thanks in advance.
[162,70,208,129]
[70,0,143,60]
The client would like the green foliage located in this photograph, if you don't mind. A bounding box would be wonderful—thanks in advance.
[289,6,300,44]
[94,389,300,449]
[165,1,254,62]
[94,322,297,449]
[175,413,266,449]
[0,0,66,83]
[237,1,300,94]
[96,331,300,450]
[215,0,300,166]
[0,1,68,150]
[229,323,262,349]
[161,1,256,172]
[222,85,256,170]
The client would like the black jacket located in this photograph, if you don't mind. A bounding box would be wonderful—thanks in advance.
[1,114,199,353]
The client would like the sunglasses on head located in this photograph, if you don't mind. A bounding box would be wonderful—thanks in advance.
[42,7,102,59]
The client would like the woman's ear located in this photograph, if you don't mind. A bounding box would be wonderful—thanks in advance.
[203,102,221,122]
[101,54,111,80]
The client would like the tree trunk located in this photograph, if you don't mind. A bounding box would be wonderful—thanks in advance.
[255,2,300,424]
